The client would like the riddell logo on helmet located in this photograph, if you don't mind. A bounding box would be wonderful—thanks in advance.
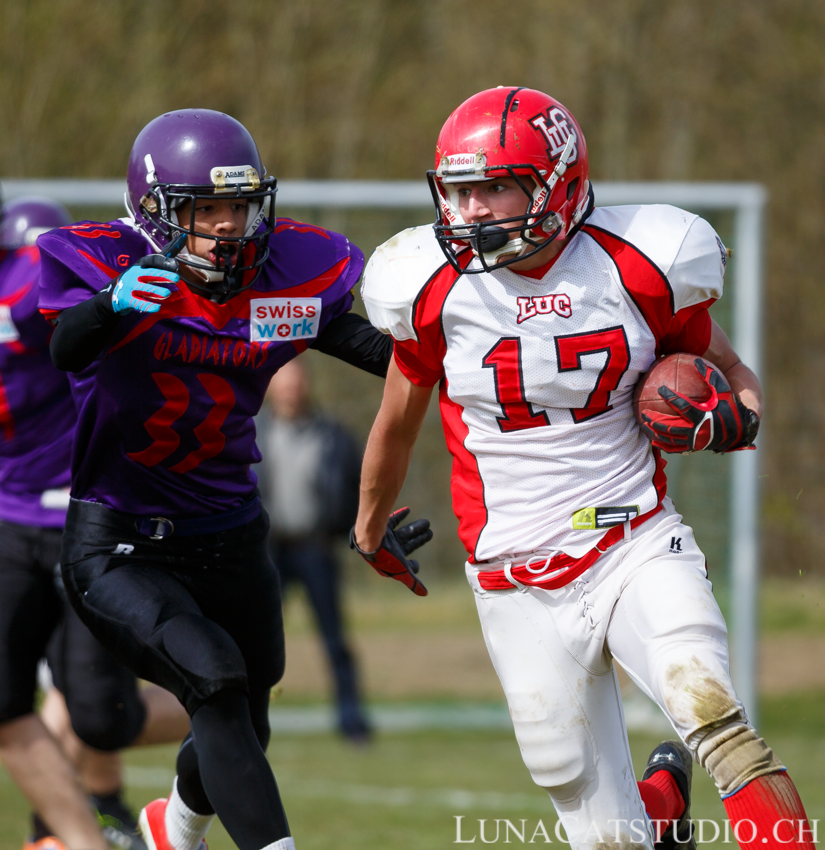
[529,108,578,164]
[516,294,572,324]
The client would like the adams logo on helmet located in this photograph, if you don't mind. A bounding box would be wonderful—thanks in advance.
[210,166,261,190]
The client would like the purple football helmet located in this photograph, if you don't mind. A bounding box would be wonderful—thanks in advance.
[0,196,72,249]
[126,109,277,301]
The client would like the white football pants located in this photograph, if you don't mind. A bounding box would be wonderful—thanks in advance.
[466,501,747,850]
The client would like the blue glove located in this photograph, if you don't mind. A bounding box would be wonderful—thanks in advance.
[111,264,177,314]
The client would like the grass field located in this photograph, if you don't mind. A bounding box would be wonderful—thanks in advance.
[1,575,823,849]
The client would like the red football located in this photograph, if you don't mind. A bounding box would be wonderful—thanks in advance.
[633,353,720,423]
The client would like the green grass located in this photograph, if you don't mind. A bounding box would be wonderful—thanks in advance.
[760,578,825,634]
[2,578,823,849]
[1,693,823,850]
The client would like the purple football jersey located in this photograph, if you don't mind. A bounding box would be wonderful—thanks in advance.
[38,219,361,518]
[0,246,74,527]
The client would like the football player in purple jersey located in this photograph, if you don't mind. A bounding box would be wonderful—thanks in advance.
[0,195,190,850]
[0,194,108,850]
[37,109,430,850]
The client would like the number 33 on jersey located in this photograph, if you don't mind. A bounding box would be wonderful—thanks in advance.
[362,204,727,564]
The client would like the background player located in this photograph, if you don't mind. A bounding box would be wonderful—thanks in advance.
[256,359,371,743]
[0,195,190,850]
[37,109,427,850]
[0,194,108,850]
[352,87,813,849]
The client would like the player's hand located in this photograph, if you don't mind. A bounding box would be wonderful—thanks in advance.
[111,264,177,314]
[350,508,432,597]
[640,358,759,453]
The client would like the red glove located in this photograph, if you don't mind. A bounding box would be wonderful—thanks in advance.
[641,359,759,453]
[350,508,432,596]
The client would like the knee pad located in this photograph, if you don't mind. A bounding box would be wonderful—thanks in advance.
[67,686,146,751]
[508,692,596,802]
[695,718,784,795]
[157,613,249,713]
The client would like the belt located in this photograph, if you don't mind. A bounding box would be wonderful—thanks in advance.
[477,504,663,592]
[134,497,262,540]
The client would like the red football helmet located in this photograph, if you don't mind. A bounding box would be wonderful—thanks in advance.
[427,87,593,273]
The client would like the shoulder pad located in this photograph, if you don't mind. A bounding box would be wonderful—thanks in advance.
[588,205,697,276]
[361,225,448,342]
[37,220,152,284]
[587,205,724,311]
[37,220,153,312]
[258,219,364,302]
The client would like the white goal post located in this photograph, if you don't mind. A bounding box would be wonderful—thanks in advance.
[1,178,767,723]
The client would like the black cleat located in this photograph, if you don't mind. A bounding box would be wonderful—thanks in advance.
[92,792,149,850]
[642,740,695,850]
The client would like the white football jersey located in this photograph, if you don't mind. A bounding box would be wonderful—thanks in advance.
[362,205,726,563]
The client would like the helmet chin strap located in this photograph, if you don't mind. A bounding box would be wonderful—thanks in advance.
[176,248,226,283]
[481,234,527,266]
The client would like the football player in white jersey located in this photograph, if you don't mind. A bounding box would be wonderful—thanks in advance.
[351,88,813,850]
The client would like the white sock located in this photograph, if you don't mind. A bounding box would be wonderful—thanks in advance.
[164,777,215,850]
[259,839,296,850]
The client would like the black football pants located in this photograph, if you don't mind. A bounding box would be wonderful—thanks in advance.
[61,499,290,850]
[0,519,145,749]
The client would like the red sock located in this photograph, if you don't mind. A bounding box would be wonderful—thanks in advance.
[638,770,685,841]
[723,771,815,849]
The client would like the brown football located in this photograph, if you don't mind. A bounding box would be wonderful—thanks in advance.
[633,353,720,424]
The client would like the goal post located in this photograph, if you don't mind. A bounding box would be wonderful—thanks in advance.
[1,178,767,723]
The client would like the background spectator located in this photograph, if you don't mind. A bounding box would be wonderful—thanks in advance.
[256,359,372,743]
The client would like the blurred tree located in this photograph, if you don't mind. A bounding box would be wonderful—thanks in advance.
[2,0,823,574]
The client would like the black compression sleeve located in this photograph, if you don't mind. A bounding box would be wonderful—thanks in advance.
[310,312,393,378]
[50,289,120,373]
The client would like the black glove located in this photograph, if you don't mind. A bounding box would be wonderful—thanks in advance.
[350,507,432,596]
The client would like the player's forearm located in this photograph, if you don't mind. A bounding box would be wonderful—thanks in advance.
[704,318,763,418]
[724,360,763,419]
[310,312,393,377]
[355,422,418,551]
[50,290,119,372]
[353,359,432,551]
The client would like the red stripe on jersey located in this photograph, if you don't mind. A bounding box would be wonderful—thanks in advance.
[17,246,40,263]
[274,256,351,299]
[439,380,488,562]
[0,371,15,441]
[393,255,470,388]
[582,225,674,341]
[273,220,332,240]
[39,309,61,324]
[63,224,122,240]
[511,248,565,280]
[0,280,33,307]
[652,445,668,504]
[175,281,256,331]
[661,302,713,355]
[582,224,716,356]
[78,249,119,279]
